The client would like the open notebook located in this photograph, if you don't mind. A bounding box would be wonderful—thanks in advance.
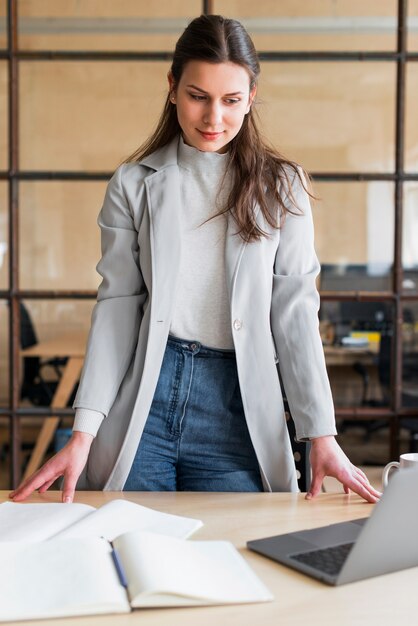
[0,499,202,541]
[0,530,273,621]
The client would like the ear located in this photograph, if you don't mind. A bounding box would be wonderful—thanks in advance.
[167,71,176,101]
[246,85,257,114]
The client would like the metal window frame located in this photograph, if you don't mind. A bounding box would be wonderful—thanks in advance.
[2,0,417,487]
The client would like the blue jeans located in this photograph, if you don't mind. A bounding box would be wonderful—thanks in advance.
[124,335,263,492]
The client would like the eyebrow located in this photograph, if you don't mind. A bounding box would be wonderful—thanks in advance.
[186,84,244,96]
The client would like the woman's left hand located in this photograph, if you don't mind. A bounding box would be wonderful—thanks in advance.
[306,435,381,503]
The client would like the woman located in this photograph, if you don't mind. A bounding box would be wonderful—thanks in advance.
[11,15,380,503]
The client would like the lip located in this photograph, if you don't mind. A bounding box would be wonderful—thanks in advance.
[197,130,224,140]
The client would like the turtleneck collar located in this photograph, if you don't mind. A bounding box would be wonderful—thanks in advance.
[177,133,229,175]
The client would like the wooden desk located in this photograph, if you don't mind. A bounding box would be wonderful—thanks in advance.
[21,332,87,480]
[324,343,379,367]
[0,490,415,626]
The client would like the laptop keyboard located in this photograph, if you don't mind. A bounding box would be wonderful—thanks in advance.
[290,542,355,577]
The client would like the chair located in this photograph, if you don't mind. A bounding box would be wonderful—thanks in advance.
[337,302,392,438]
[379,334,418,453]
[347,332,418,452]
[20,303,77,407]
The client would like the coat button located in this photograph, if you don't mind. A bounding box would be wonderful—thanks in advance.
[233,318,242,331]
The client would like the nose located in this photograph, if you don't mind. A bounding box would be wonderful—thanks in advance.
[203,101,223,127]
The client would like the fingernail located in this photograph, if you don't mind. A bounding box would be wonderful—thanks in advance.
[305,493,312,500]
[64,496,72,504]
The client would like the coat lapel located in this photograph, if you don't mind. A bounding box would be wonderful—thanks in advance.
[140,134,262,313]
[224,215,247,302]
[224,203,263,302]
[145,166,182,323]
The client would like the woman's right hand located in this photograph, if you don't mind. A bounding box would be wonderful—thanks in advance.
[9,431,94,503]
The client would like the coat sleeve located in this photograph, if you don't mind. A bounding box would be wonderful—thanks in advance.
[270,168,337,441]
[73,164,148,417]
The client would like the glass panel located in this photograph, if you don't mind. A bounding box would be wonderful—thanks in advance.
[19,61,170,171]
[315,182,394,291]
[403,183,418,295]
[408,0,418,51]
[320,300,393,408]
[0,299,9,406]
[19,299,94,409]
[20,60,397,174]
[0,0,6,49]
[405,64,418,173]
[403,302,418,410]
[18,0,200,51]
[213,0,397,51]
[0,61,7,171]
[19,181,105,290]
[0,181,7,289]
[259,62,396,172]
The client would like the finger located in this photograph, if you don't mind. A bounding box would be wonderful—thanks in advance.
[11,469,58,502]
[354,466,368,481]
[37,477,57,494]
[361,481,382,499]
[9,474,34,498]
[337,469,381,502]
[62,472,78,503]
[336,465,381,501]
[10,477,41,501]
[343,475,379,504]
[354,471,382,498]
[305,472,325,500]
[11,464,50,493]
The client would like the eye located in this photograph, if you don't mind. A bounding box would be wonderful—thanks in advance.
[189,93,207,101]
[225,98,241,105]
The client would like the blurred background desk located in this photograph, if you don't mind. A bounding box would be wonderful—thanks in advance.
[324,343,378,367]
[20,332,87,480]
[0,490,415,626]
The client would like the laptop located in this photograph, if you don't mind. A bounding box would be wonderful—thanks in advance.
[247,467,418,586]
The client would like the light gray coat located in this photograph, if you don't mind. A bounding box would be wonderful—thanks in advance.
[74,136,337,492]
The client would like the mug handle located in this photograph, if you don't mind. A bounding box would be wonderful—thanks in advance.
[382,461,400,488]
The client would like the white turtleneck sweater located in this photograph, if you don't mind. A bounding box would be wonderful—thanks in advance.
[73,135,234,437]
[170,134,234,349]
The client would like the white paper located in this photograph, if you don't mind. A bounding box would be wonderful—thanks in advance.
[0,537,130,622]
[0,501,95,541]
[0,499,203,543]
[114,530,273,607]
[54,499,203,541]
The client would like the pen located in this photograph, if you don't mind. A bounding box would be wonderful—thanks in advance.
[111,548,128,588]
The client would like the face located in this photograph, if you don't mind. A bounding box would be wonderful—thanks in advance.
[168,60,256,154]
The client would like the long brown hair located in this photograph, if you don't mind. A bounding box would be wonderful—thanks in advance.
[125,14,311,243]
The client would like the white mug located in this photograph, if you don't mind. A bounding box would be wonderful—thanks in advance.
[382,453,418,487]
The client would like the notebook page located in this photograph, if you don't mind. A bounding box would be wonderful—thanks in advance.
[114,530,273,607]
[0,501,95,542]
[0,537,130,622]
[54,499,203,541]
